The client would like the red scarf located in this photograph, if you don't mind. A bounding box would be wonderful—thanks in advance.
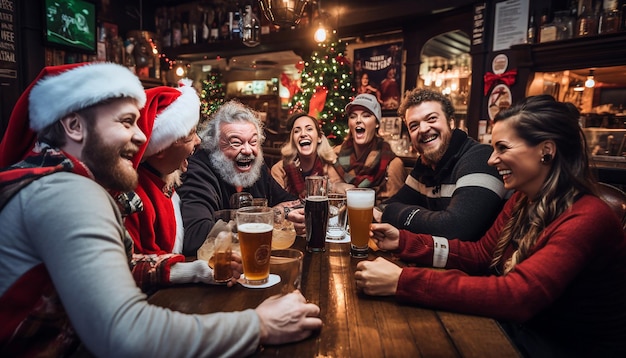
[0,145,92,210]
[125,165,177,254]
[333,136,396,188]
[283,156,325,199]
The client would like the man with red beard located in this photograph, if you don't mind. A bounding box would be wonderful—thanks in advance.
[0,63,321,357]
[178,100,304,256]
[376,88,510,242]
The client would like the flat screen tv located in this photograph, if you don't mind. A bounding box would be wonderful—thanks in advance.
[44,0,97,54]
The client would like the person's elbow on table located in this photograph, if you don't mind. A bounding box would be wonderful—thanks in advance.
[255,290,323,345]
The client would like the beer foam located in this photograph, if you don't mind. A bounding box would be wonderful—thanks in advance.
[346,190,375,208]
[238,222,273,233]
[306,195,328,202]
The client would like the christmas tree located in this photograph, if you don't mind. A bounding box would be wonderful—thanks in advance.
[200,70,226,123]
[290,34,354,145]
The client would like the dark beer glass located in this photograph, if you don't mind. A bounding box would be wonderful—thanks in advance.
[304,176,328,253]
[305,195,329,252]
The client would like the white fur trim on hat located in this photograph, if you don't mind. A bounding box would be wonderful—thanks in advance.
[144,84,200,157]
[28,63,146,131]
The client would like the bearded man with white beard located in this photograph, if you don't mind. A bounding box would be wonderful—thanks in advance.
[178,100,304,256]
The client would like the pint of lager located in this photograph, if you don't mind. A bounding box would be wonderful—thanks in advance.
[236,206,273,285]
[346,188,375,258]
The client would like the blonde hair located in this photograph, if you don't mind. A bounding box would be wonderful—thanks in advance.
[280,113,337,165]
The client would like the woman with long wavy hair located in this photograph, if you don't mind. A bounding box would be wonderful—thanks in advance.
[355,95,626,357]
[271,112,336,199]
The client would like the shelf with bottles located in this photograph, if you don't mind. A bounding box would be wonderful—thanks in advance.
[528,0,626,45]
[512,30,626,73]
[155,1,317,61]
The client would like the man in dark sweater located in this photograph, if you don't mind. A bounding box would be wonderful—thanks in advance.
[178,100,302,256]
[377,89,510,242]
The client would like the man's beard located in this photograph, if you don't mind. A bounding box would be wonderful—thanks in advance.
[82,131,139,192]
[418,130,451,167]
[209,149,264,188]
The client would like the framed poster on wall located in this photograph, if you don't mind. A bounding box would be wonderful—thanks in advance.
[353,42,402,111]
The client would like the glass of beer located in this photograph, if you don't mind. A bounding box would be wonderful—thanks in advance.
[346,188,375,258]
[305,175,329,253]
[212,230,233,283]
[236,206,274,285]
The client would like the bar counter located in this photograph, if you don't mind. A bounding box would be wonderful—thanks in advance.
[148,237,521,357]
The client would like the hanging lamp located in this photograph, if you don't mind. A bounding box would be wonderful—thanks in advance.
[585,69,595,88]
[258,0,311,28]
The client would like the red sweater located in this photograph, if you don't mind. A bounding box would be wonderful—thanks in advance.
[395,192,626,354]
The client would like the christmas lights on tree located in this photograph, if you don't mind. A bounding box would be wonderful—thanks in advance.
[290,34,355,145]
[200,70,226,123]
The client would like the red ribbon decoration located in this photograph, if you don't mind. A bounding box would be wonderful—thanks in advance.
[308,86,328,118]
[483,69,517,95]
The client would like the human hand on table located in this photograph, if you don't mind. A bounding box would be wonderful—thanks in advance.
[355,257,402,296]
[255,290,322,345]
[169,253,242,287]
[225,252,243,287]
[286,207,305,235]
[277,200,306,236]
[369,223,400,251]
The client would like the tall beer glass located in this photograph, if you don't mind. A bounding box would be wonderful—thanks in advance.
[305,176,329,253]
[346,188,375,258]
[236,206,273,285]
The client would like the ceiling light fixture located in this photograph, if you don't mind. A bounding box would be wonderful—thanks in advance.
[585,69,595,88]
[313,0,328,43]
[259,0,310,28]
[314,23,327,42]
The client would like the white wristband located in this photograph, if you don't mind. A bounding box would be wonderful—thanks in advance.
[432,236,449,268]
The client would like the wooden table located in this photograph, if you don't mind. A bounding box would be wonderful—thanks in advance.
[148,237,521,357]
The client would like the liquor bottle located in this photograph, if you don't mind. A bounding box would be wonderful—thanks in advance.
[537,9,549,43]
[162,10,172,48]
[241,4,260,47]
[210,21,219,42]
[172,15,182,47]
[231,7,242,39]
[181,23,190,45]
[599,0,620,34]
[576,1,598,37]
[201,12,210,42]
[527,14,537,43]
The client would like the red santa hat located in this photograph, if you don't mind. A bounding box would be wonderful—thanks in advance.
[0,62,146,167]
[141,79,200,158]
